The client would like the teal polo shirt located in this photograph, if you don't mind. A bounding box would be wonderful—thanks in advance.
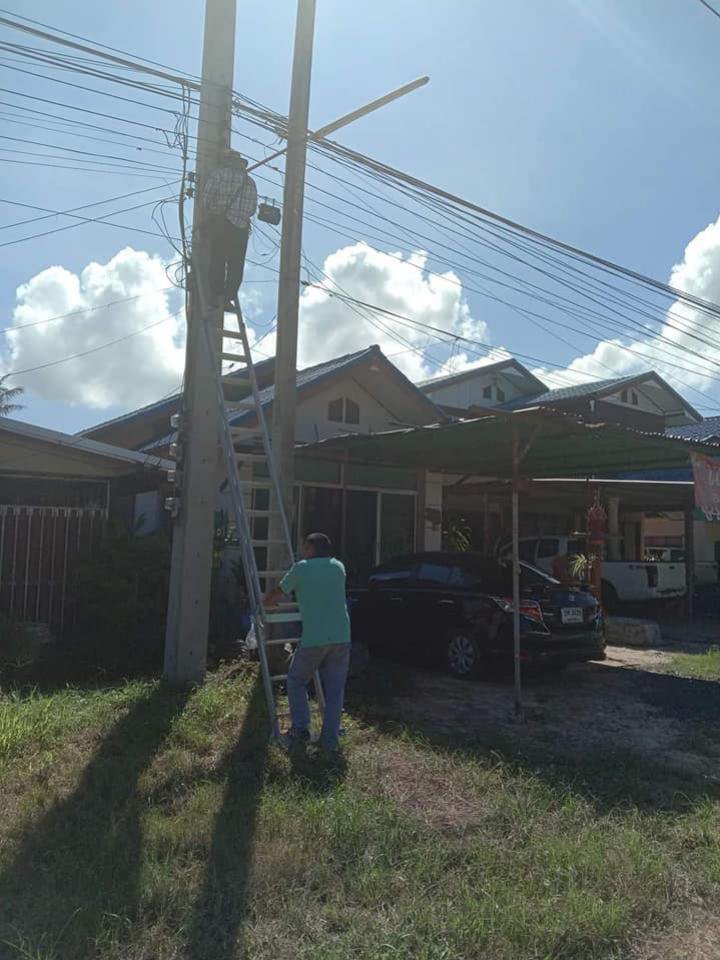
[279,557,351,648]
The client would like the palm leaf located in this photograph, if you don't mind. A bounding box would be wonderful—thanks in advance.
[0,375,24,416]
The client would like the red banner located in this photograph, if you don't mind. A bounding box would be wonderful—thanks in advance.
[691,453,720,521]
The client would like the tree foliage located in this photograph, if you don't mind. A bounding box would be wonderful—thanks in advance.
[0,376,24,417]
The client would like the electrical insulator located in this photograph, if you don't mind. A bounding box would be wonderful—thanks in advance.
[187,171,196,182]
[164,496,181,518]
[185,187,194,198]
[167,468,181,487]
[170,413,183,430]
[169,441,182,461]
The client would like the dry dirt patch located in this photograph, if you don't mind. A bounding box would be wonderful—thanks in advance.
[633,910,720,960]
[386,647,717,779]
[352,739,493,834]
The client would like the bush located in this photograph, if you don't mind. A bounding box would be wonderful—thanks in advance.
[65,521,171,677]
[0,616,49,676]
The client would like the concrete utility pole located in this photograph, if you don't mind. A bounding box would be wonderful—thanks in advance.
[164,0,237,684]
[269,0,317,565]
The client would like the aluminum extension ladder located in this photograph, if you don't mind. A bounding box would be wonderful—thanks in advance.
[195,280,325,740]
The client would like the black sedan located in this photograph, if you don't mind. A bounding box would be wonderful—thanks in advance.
[348,552,605,679]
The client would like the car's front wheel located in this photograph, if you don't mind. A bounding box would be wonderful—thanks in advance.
[446,631,483,679]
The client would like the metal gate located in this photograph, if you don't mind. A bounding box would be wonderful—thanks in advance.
[0,505,106,632]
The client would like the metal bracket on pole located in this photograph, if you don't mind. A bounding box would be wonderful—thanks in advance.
[511,431,523,722]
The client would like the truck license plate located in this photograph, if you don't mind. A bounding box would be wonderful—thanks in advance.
[561,607,583,624]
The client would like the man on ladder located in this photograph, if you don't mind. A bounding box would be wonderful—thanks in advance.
[202,148,258,311]
[265,533,351,751]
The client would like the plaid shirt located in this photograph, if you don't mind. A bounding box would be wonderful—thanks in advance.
[202,163,257,228]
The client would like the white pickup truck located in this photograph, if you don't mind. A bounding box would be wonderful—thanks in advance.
[508,536,687,609]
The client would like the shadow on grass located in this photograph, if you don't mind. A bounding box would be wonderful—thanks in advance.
[346,658,720,817]
[186,676,269,960]
[287,743,348,793]
[0,682,189,960]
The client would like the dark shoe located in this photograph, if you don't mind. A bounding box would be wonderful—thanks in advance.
[223,299,236,313]
[282,727,310,748]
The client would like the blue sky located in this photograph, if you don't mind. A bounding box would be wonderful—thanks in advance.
[3,0,720,432]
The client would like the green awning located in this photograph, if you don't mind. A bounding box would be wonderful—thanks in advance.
[301,408,720,479]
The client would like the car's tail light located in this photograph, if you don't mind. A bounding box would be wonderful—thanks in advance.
[494,597,544,621]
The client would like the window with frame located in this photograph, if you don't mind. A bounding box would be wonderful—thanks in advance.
[328,397,344,422]
[345,397,360,424]
[631,390,639,406]
[496,386,505,402]
[621,389,628,403]
[482,384,492,399]
[327,396,361,425]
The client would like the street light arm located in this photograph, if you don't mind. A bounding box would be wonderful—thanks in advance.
[246,76,429,173]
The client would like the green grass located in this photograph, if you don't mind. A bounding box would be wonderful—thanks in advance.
[0,664,718,960]
[663,646,720,681]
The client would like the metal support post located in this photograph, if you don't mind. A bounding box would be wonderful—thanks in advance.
[685,503,696,618]
[512,436,523,720]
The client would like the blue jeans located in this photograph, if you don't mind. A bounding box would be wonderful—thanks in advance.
[287,643,350,749]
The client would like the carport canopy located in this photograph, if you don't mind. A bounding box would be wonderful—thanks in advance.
[302,408,720,719]
[301,407,720,478]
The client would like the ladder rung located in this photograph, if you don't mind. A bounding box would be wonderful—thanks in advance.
[248,509,280,518]
[239,480,271,488]
[230,426,261,435]
[234,452,267,461]
[222,329,244,340]
[271,674,288,682]
[264,637,301,647]
[221,352,248,363]
[264,612,302,624]
[252,539,288,546]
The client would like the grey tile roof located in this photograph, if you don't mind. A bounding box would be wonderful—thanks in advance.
[141,345,427,453]
[418,357,545,393]
[1,417,173,470]
[500,374,648,410]
[665,417,720,441]
[80,356,275,438]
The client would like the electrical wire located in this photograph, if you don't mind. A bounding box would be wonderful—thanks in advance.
[0,189,182,248]
[0,7,203,82]
[697,0,720,22]
[0,131,181,173]
[0,181,179,232]
[0,287,175,334]
[6,21,720,412]
[6,307,184,377]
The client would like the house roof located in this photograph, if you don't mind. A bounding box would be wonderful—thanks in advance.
[501,371,702,422]
[418,357,546,395]
[141,344,442,452]
[666,416,720,442]
[79,357,276,438]
[300,407,720,479]
[0,417,173,474]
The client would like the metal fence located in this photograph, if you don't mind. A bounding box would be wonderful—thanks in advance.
[0,505,107,632]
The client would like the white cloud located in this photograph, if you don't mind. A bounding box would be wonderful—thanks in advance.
[3,247,186,409]
[533,215,720,401]
[297,243,488,380]
[4,242,487,411]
